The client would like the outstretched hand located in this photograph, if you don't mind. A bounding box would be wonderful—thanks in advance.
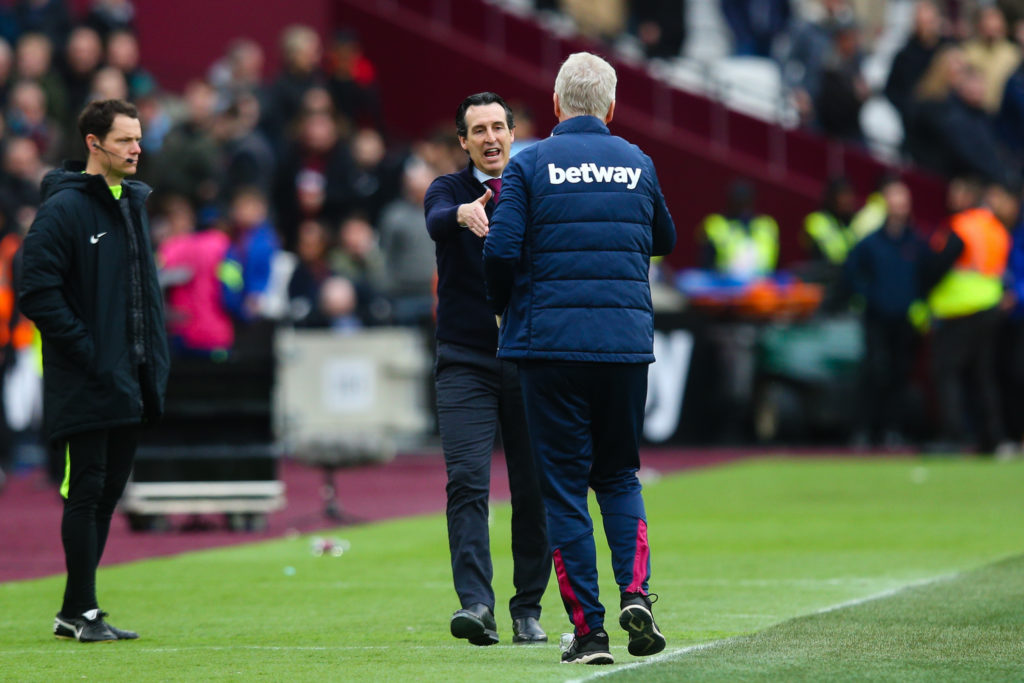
[457,189,493,237]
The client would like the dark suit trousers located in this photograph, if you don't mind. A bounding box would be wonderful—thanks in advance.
[435,341,550,619]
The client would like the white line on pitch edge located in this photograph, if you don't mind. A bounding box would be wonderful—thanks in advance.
[564,572,957,683]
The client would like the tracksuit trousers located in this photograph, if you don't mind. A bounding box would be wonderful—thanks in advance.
[435,341,551,619]
[518,361,652,636]
[60,426,139,617]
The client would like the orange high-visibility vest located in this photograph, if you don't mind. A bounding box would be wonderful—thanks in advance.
[0,232,34,350]
[928,208,1009,318]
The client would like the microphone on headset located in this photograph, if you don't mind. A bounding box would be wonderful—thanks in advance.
[92,142,137,164]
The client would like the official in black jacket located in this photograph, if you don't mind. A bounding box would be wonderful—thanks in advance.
[19,99,169,643]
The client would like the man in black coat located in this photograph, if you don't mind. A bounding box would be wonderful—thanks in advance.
[423,92,550,647]
[19,98,169,643]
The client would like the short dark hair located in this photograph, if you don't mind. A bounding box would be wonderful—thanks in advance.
[455,92,514,140]
[78,99,139,142]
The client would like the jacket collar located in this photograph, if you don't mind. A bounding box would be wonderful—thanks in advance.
[551,115,610,137]
[54,159,152,208]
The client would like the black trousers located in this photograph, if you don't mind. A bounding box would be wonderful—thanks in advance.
[60,425,139,616]
[434,341,550,619]
[930,307,1005,450]
[857,314,916,441]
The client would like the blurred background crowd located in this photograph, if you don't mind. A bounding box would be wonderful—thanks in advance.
[3,0,1024,489]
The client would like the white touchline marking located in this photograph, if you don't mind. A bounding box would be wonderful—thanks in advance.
[564,572,958,683]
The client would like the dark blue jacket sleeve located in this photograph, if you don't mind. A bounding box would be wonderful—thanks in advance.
[18,200,95,368]
[648,160,676,257]
[424,175,463,242]
[483,154,530,314]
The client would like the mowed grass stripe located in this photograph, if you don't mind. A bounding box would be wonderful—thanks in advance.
[605,554,1024,682]
[0,457,1021,682]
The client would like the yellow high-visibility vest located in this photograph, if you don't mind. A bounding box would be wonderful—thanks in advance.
[703,214,779,277]
[804,211,854,264]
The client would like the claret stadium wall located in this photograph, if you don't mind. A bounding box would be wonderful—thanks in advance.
[132,0,948,269]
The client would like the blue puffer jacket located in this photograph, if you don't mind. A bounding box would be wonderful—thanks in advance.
[483,115,676,363]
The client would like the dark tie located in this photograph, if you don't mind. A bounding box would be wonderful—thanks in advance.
[484,177,501,204]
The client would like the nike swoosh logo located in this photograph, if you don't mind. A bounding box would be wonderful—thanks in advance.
[89,232,108,244]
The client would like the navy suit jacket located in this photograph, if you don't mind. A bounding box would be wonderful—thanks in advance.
[424,162,500,351]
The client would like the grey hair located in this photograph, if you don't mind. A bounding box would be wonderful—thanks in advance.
[554,52,616,118]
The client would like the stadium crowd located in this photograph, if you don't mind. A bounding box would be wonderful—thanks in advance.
[3,0,1024,484]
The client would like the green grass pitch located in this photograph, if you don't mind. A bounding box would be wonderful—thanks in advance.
[1,456,1022,682]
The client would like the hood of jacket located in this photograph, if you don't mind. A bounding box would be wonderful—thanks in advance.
[41,161,152,207]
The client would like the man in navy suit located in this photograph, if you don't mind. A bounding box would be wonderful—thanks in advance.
[423,92,550,646]
[484,52,676,665]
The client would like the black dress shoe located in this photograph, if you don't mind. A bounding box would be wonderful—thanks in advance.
[450,603,499,646]
[512,616,547,643]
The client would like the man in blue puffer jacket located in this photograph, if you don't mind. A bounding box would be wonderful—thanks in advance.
[483,52,676,665]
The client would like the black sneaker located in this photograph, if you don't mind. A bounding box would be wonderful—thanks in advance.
[450,603,499,646]
[619,592,666,656]
[101,612,138,640]
[560,628,614,664]
[53,609,118,643]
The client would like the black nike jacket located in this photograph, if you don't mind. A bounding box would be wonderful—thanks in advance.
[18,162,170,441]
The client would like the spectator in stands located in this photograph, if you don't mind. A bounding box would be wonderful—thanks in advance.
[780,0,854,111]
[700,179,779,280]
[88,65,126,101]
[843,178,927,448]
[261,24,325,152]
[156,193,233,356]
[377,158,437,325]
[84,0,135,38]
[0,136,44,225]
[923,176,1011,452]
[847,0,888,50]
[329,211,389,325]
[996,49,1024,170]
[213,91,275,205]
[415,125,463,176]
[7,80,62,164]
[15,32,66,127]
[221,186,281,322]
[559,0,627,43]
[961,4,1021,113]
[59,26,103,132]
[325,29,383,131]
[152,78,220,208]
[0,38,12,111]
[908,46,1018,187]
[287,218,349,329]
[104,29,155,101]
[629,0,686,59]
[507,102,538,157]
[273,105,356,250]
[347,125,402,225]
[208,38,264,107]
[721,0,791,57]
[814,16,870,144]
[15,0,71,47]
[884,0,953,139]
[135,87,170,155]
